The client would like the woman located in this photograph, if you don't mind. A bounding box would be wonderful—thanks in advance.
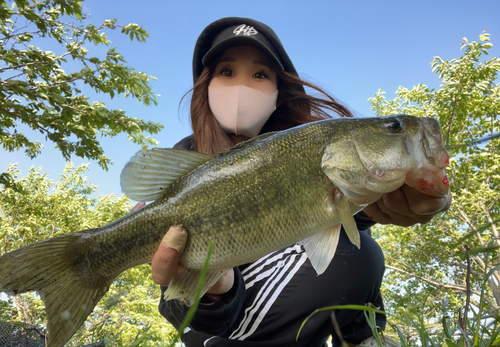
[151,17,451,347]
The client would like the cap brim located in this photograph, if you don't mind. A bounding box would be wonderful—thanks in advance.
[202,36,284,70]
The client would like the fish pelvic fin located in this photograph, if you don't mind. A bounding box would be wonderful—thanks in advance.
[164,267,228,306]
[0,233,113,347]
[334,188,361,249]
[299,224,342,275]
[121,148,214,202]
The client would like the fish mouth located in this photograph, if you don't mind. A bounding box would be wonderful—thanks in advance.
[405,119,450,197]
[405,163,449,197]
[322,115,450,206]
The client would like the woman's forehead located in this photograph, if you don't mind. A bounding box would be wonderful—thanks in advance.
[219,46,274,66]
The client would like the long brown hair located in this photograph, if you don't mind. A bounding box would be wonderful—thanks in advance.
[185,64,354,155]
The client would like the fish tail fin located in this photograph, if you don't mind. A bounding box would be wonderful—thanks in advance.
[164,267,227,306]
[0,233,111,347]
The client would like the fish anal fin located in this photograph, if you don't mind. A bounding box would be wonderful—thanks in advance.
[334,189,361,249]
[120,148,214,202]
[299,224,342,275]
[164,267,228,306]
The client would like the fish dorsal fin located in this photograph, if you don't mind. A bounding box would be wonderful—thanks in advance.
[219,131,278,156]
[120,148,214,202]
[299,224,342,275]
[334,189,361,249]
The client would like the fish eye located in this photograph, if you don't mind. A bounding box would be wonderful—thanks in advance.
[384,118,403,133]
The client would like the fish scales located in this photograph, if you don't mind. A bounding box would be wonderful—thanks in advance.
[170,121,339,270]
[0,115,450,347]
[64,120,336,282]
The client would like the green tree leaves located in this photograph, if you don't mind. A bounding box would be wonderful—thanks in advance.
[0,0,163,186]
[370,32,500,333]
[0,163,177,345]
[0,1,175,342]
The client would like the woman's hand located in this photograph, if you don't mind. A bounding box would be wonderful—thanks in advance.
[363,184,452,227]
[151,225,234,299]
[151,225,188,286]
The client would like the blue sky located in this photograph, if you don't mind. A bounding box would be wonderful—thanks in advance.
[1,0,499,199]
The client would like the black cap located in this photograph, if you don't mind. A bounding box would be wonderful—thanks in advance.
[202,24,284,71]
[192,17,299,83]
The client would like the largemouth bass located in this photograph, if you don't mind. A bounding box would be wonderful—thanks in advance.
[0,115,449,347]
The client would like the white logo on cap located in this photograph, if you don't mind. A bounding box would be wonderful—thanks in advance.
[233,24,258,36]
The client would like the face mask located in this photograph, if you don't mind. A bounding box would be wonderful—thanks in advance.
[208,85,278,137]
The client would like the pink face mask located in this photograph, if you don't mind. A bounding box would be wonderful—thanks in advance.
[208,85,278,137]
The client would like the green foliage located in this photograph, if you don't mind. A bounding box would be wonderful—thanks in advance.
[0,163,177,345]
[369,32,500,334]
[0,0,163,186]
[296,304,386,343]
[389,281,500,347]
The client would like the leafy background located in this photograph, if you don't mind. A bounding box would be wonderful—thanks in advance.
[1,0,499,198]
[1,0,499,345]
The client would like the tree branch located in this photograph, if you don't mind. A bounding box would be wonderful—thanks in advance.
[444,77,464,146]
[457,208,486,247]
[13,295,33,325]
[0,60,52,73]
[386,264,478,295]
[388,263,500,310]
[487,276,500,306]
[0,105,54,137]
[487,211,499,246]
[487,197,500,211]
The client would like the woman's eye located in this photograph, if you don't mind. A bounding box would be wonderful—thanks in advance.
[253,71,269,79]
[220,69,233,77]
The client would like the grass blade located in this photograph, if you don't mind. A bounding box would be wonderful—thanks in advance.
[168,241,215,346]
[296,304,386,341]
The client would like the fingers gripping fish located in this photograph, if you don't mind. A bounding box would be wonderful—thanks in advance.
[0,115,449,347]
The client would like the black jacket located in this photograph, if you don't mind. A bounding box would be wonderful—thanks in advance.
[158,136,386,347]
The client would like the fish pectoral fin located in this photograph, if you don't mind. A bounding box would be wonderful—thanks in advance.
[164,267,229,306]
[299,224,342,276]
[120,148,214,202]
[334,189,361,249]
